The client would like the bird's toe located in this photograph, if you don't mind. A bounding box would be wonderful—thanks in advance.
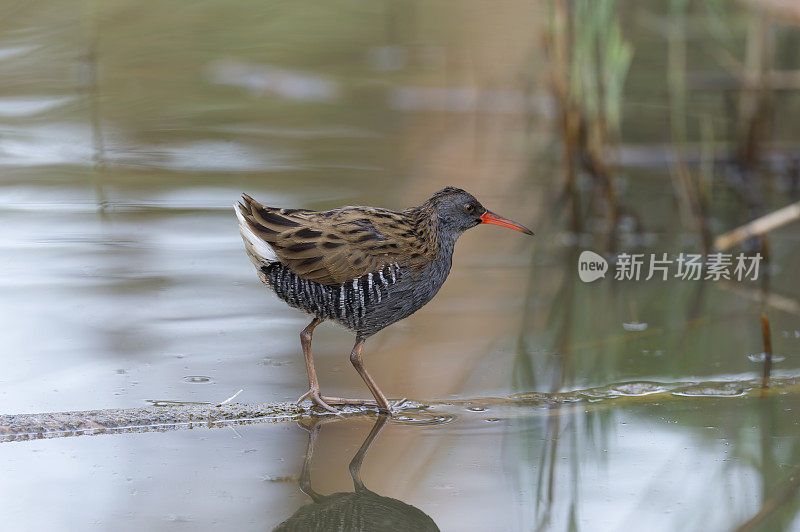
[296,388,340,414]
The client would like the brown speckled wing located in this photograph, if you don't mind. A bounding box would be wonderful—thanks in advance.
[237,194,433,286]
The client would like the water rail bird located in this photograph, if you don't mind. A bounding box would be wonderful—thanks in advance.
[235,187,533,414]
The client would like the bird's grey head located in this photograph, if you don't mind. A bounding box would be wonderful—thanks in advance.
[425,187,485,235]
[424,186,533,238]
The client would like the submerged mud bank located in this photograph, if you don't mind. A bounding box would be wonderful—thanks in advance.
[0,402,326,442]
[1,375,797,443]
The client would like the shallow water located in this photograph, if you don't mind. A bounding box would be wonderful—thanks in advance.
[1,1,800,530]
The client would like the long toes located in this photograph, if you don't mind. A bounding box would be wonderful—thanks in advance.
[296,389,339,413]
[319,396,402,415]
[392,397,408,409]
[321,396,376,406]
[311,394,339,413]
[296,389,314,404]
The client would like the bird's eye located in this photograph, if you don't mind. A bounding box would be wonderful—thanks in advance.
[464,203,475,214]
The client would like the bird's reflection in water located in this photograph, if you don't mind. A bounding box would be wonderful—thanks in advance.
[274,415,440,532]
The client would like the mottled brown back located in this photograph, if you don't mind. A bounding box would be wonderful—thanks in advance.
[236,194,438,286]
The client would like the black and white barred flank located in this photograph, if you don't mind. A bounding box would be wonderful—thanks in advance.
[261,261,402,331]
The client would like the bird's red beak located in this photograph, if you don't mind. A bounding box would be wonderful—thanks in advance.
[479,210,534,235]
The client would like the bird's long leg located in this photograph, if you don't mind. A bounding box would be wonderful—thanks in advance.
[347,338,392,414]
[295,317,337,413]
[299,317,324,392]
[320,339,407,409]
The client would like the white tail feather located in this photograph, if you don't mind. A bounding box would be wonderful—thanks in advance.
[234,203,278,264]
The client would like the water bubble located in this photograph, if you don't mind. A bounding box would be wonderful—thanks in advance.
[747,352,785,363]
[391,412,455,425]
[672,382,746,397]
[263,475,296,483]
[165,514,192,523]
[466,406,487,412]
[583,381,666,398]
[612,382,667,396]
[183,376,212,383]
[146,399,211,407]
[623,322,648,332]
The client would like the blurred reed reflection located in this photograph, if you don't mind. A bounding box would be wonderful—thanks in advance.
[274,415,439,532]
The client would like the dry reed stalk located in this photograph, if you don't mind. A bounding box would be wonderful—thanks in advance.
[714,200,800,250]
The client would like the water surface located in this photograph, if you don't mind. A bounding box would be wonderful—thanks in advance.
[1,1,799,530]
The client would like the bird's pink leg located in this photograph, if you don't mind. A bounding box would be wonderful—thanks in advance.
[347,339,393,414]
[295,318,337,413]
